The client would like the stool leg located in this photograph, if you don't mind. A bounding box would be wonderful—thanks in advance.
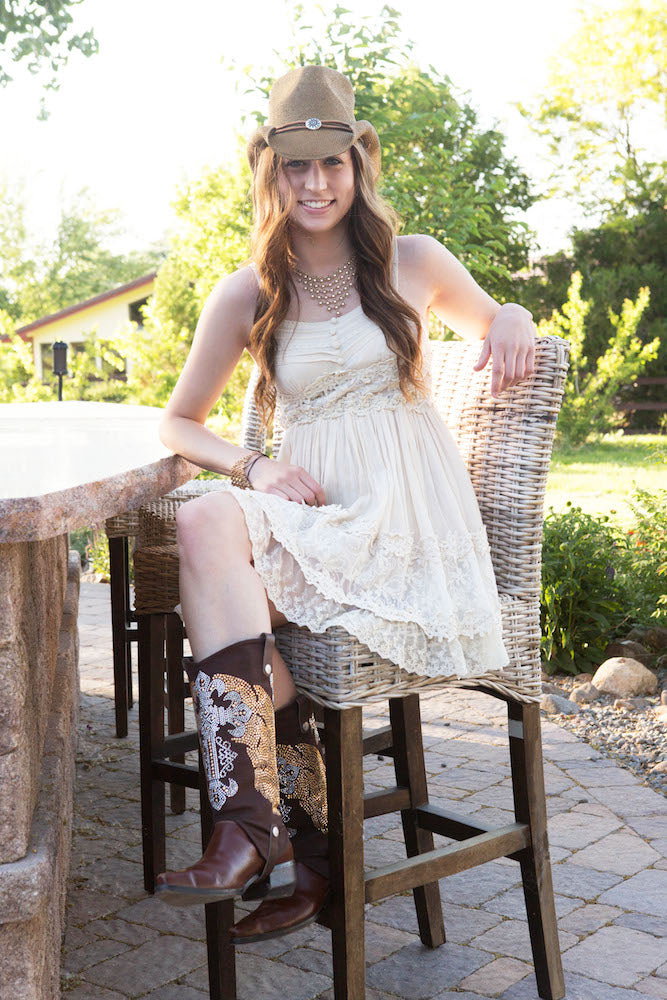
[199,750,237,1000]
[508,701,565,1000]
[166,612,186,814]
[138,612,166,892]
[325,705,365,1000]
[109,535,129,738]
[389,694,446,948]
[124,535,134,710]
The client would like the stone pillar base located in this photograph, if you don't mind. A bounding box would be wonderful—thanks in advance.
[0,549,80,999]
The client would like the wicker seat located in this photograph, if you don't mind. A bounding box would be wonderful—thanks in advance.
[133,333,569,1000]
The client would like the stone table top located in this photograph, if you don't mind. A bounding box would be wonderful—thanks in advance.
[0,401,202,543]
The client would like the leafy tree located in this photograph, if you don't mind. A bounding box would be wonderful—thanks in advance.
[539,271,659,446]
[232,2,536,303]
[0,0,98,118]
[515,0,667,214]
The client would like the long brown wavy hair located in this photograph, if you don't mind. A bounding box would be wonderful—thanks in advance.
[245,137,429,433]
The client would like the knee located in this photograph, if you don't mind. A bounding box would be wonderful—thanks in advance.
[175,491,251,559]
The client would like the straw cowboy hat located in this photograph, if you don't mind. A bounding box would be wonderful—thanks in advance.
[246,64,381,180]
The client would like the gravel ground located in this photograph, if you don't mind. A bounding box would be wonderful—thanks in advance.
[541,668,667,797]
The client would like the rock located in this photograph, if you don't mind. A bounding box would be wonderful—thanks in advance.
[570,682,600,704]
[541,693,581,716]
[649,761,667,775]
[542,682,562,696]
[613,697,650,712]
[575,672,595,684]
[657,653,667,671]
[645,626,667,652]
[592,657,659,698]
[662,690,667,706]
[603,639,654,666]
[654,705,667,724]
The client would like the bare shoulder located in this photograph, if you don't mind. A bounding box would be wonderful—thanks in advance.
[203,263,260,351]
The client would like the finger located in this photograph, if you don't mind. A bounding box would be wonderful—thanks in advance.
[298,471,326,506]
[491,356,505,396]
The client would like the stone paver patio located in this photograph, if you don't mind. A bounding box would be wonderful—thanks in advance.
[60,582,667,1000]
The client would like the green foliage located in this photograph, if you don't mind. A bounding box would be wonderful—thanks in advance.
[0,0,98,118]
[518,200,667,431]
[538,271,659,446]
[541,487,666,676]
[0,308,52,400]
[515,0,667,213]
[230,3,535,301]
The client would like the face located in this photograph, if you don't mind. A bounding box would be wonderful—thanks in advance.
[278,148,356,229]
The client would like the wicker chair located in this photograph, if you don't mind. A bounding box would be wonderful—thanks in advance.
[133,332,569,1000]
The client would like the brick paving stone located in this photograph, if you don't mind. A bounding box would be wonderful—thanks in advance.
[61,984,127,1000]
[624,815,667,839]
[501,971,649,999]
[473,918,577,962]
[482,887,581,921]
[433,993,496,1000]
[63,937,133,975]
[562,925,666,986]
[598,869,667,916]
[314,988,400,1000]
[186,952,331,999]
[139,987,208,999]
[545,808,623,849]
[459,956,533,995]
[114,896,207,940]
[82,934,207,996]
[550,862,623,899]
[85,917,160,945]
[586,783,666,817]
[557,902,624,936]
[637,976,667,999]
[568,830,661,875]
[367,940,489,998]
[66,887,130,926]
[438,861,522,906]
[614,912,667,937]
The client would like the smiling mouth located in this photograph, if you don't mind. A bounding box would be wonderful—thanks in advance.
[299,200,335,209]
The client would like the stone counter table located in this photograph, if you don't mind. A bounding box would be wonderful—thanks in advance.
[0,401,200,1000]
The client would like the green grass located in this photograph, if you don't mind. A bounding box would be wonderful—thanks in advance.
[546,432,666,531]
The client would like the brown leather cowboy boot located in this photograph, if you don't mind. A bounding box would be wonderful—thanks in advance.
[229,692,330,941]
[155,632,297,907]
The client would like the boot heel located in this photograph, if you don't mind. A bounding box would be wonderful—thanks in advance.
[242,859,297,901]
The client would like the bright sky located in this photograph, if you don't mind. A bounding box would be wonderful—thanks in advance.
[1,0,611,261]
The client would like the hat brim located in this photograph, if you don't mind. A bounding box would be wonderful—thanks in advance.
[247,120,381,178]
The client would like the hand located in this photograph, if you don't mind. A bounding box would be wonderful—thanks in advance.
[248,456,326,506]
[473,303,536,397]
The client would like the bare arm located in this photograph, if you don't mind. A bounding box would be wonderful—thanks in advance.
[158,268,327,505]
[158,268,260,475]
[416,234,535,393]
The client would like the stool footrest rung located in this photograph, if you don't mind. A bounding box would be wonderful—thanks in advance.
[364,821,531,902]
[362,725,394,756]
[363,785,410,818]
[155,731,199,758]
[416,802,496,840]
[152,760,199,789]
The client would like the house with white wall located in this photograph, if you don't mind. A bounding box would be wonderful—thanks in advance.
[13,272,157,380]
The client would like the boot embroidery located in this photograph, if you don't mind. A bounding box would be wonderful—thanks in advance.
[192,671,281,816]
[276,742,328,833]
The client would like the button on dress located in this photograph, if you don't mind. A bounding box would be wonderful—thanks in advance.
[177,235,510,681]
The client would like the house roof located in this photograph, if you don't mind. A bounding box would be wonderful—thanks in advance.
[14,271,158,338]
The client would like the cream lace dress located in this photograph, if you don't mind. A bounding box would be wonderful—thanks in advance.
[178,236,510,681]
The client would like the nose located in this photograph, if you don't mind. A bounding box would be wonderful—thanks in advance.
[304,160,328,193]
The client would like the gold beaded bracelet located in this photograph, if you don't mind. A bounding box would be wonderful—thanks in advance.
[230,450,266,489]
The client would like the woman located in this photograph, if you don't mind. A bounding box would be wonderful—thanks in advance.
[155,64,536,943]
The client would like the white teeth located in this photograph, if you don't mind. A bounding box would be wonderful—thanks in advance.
[301,200,332,207]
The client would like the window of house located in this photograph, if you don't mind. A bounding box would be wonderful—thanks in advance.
[129,296,149,327]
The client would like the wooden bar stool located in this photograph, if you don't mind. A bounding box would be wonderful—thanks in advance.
[105,510,141,738]
[133,333,570,1000]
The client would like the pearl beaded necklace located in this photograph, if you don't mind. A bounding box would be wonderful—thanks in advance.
[292,255,357,318]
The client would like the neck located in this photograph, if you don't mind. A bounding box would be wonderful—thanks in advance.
[289,223,354,275]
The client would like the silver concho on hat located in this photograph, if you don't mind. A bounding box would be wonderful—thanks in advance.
[305,118,322,130]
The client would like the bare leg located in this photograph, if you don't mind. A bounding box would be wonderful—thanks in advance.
[175,491,298,709]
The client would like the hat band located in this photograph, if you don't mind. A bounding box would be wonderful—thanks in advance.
[270,119,354,137]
